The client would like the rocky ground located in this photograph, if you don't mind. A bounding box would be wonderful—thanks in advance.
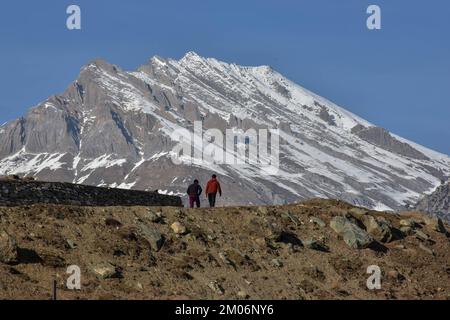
[0,199,449,300]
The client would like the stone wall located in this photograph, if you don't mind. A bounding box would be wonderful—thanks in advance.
[0,180,182,207]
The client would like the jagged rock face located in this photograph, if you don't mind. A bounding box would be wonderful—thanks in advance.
[351,125,430,161]
[414,182,450,221]
[0,52,449,210]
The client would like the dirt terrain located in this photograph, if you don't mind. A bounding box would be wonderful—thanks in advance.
[0,199,449,300]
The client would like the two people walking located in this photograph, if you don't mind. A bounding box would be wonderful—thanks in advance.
[186,174,222,208]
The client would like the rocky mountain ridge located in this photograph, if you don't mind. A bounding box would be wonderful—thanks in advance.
[0,52,449,212]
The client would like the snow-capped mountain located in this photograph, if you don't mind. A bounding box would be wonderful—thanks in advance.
[1,52,449,210]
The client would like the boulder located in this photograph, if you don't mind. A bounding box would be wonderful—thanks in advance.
[330,216,374,249]
[147,210,163,223]
[171,222,188,235]
[349,207,368,216]
[0,229,18,264]
[309,217,326,228]
[273,231,302,246]
[303,239,329,252]
[91,262,117,279]
[414,230,430,242]
[422,216,446,233]
[399,218,419,228]
[362,215,393,243]
[138,224,165,251]
[329,216,350,234]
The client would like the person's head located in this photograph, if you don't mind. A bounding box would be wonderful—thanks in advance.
[212,174,217,179]
[194,179,199,184]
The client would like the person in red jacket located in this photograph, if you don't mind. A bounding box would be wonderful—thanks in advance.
[205,174,222,208]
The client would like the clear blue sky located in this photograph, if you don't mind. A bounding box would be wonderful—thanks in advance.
[0,0,449,154]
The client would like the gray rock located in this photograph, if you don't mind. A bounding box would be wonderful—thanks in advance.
[318,106,336,126]
[330,216,374,249]
[147,210,163,223]
[349,207,368,216]
[0,229,18,264]
[309,217,326,228]
[329,216,350,234]
[400,218,419,229]
[281,211,301,227]
[138,224,165,251]
[343,231,374,249]
[352,125,429,160]
[303,239,328,252]
[362,215,393,243]
[66,239,77,249]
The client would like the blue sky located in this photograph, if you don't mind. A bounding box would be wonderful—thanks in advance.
[0,0,449,154]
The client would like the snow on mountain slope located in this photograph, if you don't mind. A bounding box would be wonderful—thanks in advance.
[0,52,449,210]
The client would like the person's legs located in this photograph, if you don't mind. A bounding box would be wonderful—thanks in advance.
[195,196,200,208]
[208,193,217,207]
[189,196,195,209]
[208,194,213,207]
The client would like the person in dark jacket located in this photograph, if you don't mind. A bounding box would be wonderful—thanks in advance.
[187,179,202,208]
[205,174,222,208]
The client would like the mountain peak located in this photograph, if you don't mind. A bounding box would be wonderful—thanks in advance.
[182,51,202,59]
[251,65,274,74]
[148,55,167,66]
[82,58,120,74]
[179,51,205,65]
